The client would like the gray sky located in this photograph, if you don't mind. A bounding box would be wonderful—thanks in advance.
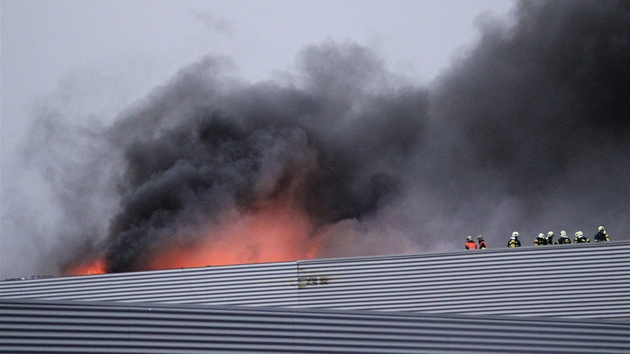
[2,0,514,154]
[2,0,518,278]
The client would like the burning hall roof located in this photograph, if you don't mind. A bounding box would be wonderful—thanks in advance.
[4,0,629,277]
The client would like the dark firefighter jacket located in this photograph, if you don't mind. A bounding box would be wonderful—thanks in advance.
[478,240,488,249]
[534,236,547,246]
[575,236,590,243]
[507,238,521,248]
[594,231,610,242]
[557,236,571,244]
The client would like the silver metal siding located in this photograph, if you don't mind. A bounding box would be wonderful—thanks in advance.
[1,241,629,320]
[296,242,630,319]
[0,261,299,307]
[2,299,630,353]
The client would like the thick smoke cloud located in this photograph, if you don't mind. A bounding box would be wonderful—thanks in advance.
[7,0,629,276]
[99,44,429,272]
[429,0,630,232]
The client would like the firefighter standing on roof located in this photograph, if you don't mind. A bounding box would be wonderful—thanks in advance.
[534,233,547,246]
[547,231,556,245]
[507,232,521,247]
[575,231,590,243]
[465,236,477,250]
[594,226,610,242]
[477,235,488,249]
[557,230,571,244]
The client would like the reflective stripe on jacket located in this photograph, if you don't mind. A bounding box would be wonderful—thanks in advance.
[594,232,610,242]
[507,239,520,248]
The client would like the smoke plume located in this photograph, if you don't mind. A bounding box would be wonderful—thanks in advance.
[7,0,630,275]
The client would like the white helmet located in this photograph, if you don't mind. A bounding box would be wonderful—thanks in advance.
[512,231,519,237]
[560,230,567,236]
[466,235,473,241]
[598,226,605,232]
[575,231,584,237]
[547,231,554,237]
[538,233,545,238]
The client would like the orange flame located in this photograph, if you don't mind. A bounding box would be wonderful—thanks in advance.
[64,197,320,276]
[149,199,317,270]
[64,258,106,276]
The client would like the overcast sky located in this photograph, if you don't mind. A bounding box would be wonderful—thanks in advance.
[2,0,514,154]
[1,0,519,278]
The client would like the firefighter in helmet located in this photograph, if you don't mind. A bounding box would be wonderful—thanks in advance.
[507,231,521,248]
[557,230,571,244]
[574,231,590,243]
[594,226,610,242]
[465,235,477,250]
[534,233,547,246]
[546,231,556,245]
[477,235,488,249]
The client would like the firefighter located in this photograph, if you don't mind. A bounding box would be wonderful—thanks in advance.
[547,231,556,245]
[465,235,477,250]
[534,233,547,246]
[557,230,571,244]
[507,231,521,248]
[574,231,590,243]
[594,226,610,242]
[477,235,488,249]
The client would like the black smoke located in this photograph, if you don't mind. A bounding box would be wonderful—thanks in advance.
[16,0,630,274]
[94,44,429,272]
[429,0,630,231]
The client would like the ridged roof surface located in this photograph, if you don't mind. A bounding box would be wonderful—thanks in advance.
[2,241,629,320]
[2,299,629,354]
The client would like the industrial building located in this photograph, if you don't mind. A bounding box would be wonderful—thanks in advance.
[2,241,629,352]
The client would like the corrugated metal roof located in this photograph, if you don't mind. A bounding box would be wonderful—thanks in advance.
[296,241,630,319]
[2,299,629,353]
[2,241,629,320]
[1,261,299,306]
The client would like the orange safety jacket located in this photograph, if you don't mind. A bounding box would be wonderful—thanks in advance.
[465,241,477,250]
